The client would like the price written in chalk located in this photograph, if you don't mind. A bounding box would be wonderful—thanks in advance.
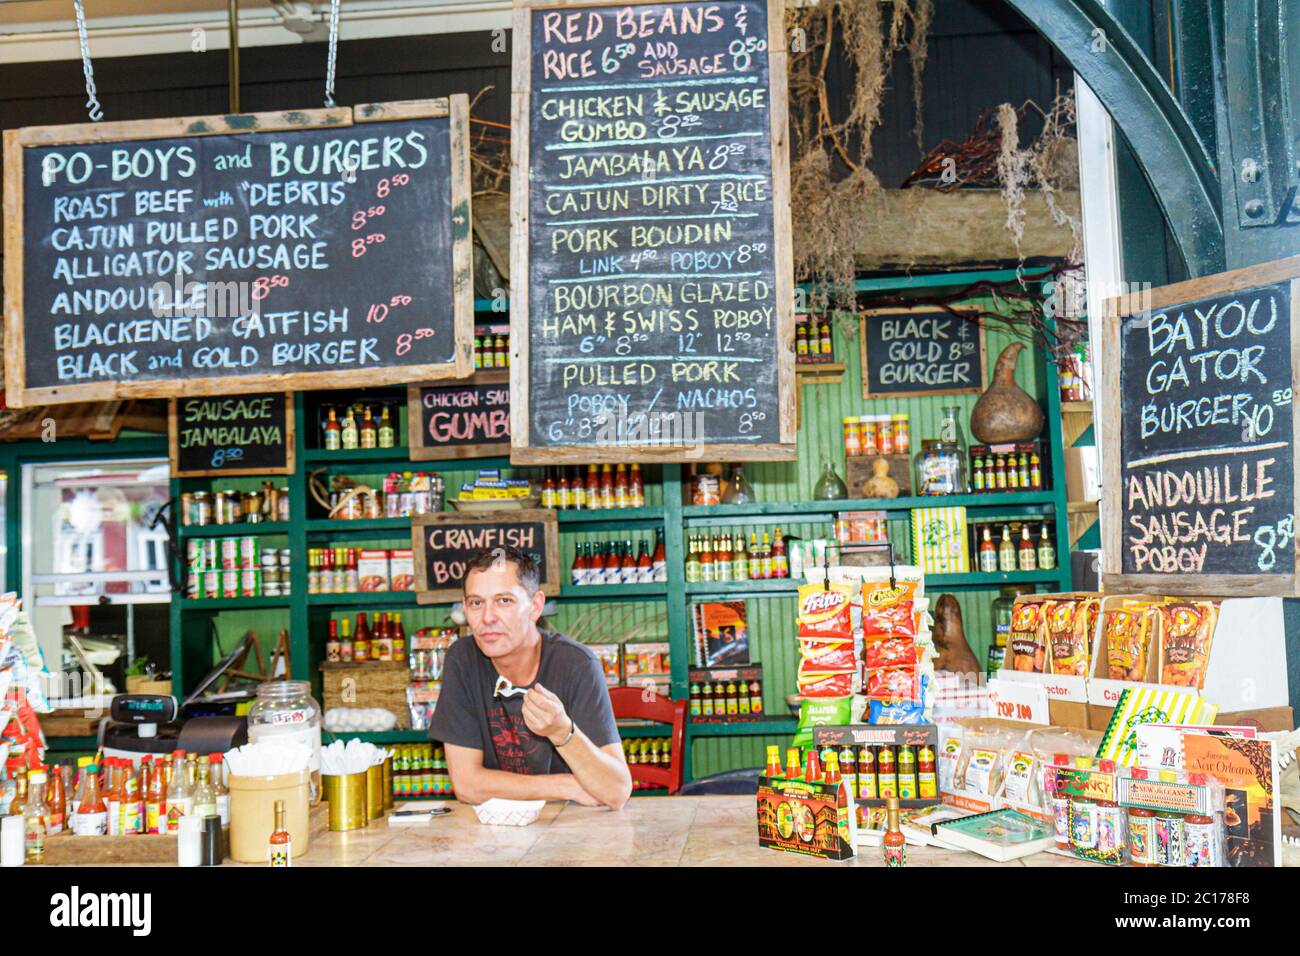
[210,446,245,469]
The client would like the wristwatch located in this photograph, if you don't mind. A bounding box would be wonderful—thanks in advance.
[554,718,576,748]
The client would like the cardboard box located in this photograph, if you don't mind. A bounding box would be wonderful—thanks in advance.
[910,506,969,573]
[389,549,415,591]
[357,549,390,592]
[757,772,857,861]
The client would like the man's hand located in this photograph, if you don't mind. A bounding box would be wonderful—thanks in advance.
[564,775,603,806]
[521,682,570,742]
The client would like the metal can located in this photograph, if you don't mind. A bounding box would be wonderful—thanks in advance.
[279,548,291,568]
[261,549,278,569]
[221,570,240,598]
[200,538,218,571]
[877,414,895,454]
[842,417,862,457]
[690,473,721,506]
[192,492,212,527]
[202,570,221,600]
[240,568,261,598]
[239,536,259,570]
[186,572,200,600]
[220,538,239,570]
[893,414,911,455]
[180,493,194,527]
[860,416,879,456]
[363,493,381,520]
[186,539,203,570]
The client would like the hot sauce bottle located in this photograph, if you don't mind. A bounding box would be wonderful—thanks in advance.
[326,620,341,663]
[882,796,907,867]
[979,527,998,572]
[765,745,782,777]
[917,743,938,799]
[839,747,857,798]
[804,748,821,783]
[896,745,918,799]
[586,465,601,510]
[876,745,898,798]
[858,746,878,799]
[629,464,646,508]
[323,408,341,450]
[785,747,803,780]
[1018,526,1037,570]
[391,613,407,664]
[339,617,354,662]
[145,759,166,835]
[353,613,371,663]
[1182,773,1220,867]
[1154,770,1186,866]
[269,799,291,867]
[1126,768,1157,867]
[771,528,789,578]
[541,469,557,509]
[748,680,763,715]
[73,763,107,836]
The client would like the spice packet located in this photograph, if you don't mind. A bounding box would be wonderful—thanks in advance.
[1046,598,1091,676]
[1104,604,1156,681]
[1008,599,1048,673]
[1159,601,1218,689]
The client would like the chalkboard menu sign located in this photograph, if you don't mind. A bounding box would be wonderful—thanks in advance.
[1101,256,1300,596]
[169,392,294,477]
[860,308,986,399]
[3,99,474,407]
[411,510,560,602]
[509,0,795,463]
[407,370,510,460]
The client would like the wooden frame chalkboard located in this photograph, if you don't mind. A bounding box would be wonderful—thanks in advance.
[508,0,796,463]
[406,369,511,461]
[168,391,295,477]
[410,508,561,603]
[859,306,987,400]
[2,98,474,407]
[1100,254,1300,597]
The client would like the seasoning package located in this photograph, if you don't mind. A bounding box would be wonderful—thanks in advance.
[1104,605,1156,681]
[1008,599,1048,673]
[1046,598,1090,676]
[1159,601,1218,688]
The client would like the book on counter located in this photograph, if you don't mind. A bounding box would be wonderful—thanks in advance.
[930,808,1056,862]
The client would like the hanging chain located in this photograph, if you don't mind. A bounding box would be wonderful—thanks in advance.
[324,0,341,108]
[72,0,103,121]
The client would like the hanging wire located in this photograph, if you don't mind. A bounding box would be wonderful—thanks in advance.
[72,0,103,121]
[323,0,341,108]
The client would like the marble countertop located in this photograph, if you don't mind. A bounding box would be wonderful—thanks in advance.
[259,795,1098,867]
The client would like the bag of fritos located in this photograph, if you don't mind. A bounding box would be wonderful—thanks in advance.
[1159,601,1218,688]
[797,584,854,640]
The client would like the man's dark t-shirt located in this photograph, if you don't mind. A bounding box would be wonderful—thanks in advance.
[427,630,620,774]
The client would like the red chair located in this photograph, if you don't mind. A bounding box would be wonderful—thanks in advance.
[608,687,687,795]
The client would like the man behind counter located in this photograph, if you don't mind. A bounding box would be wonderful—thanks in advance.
[428,546,632,810]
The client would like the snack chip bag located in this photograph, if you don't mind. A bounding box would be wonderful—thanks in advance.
[797,584,854,640]
[1046,598,1089,676]
[1159,601,1218,688]
[798,670,855,698]
[793,696,853,748]
[863,637,918,670]
[864,665,920,701]
[862,581,918,640]
[1104,604,1155,681]
[798,643,858,672]
[1008,599,1048,673]
[870,698,926,724]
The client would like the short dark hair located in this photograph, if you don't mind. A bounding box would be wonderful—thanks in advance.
[463,546,542,594]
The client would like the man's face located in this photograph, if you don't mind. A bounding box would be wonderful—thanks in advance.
[462,561,545,659]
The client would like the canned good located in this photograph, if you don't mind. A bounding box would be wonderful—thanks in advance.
[180,493,194,527]
[203,570,221,600]
[260,549,277,568]
[264,582,283,598]
[186,539,203,569]
[200,539,218,571]
[861,416,879,456]
[192,493,212,527]
[877,414,895,454]
[221,570,240,599]
[690,473,722,506]
[186,573,200,600]
[363,493,381,520]
[892,414,911,455]
[263,568,282,586]
[220,539,239,570]
[239,536,259,570]
[240,568,261,598]
[279,549,291,567]
[278,489,290,522]
[842,417,862,457]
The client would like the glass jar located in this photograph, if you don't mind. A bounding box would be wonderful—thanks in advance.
[914,440,965,495]
[813,460,848,500]
[245,680,323,802]
[722,464,755,504]
[988,586,1019,676]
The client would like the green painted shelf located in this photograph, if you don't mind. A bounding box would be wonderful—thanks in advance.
[307,591,420,607]
[305,517,411,535]
[179,521,291,538]
[928,569,1065,588]
[688,718,797,737]
[682,491,1058,523]
[302,447,413,463]
[177,596,292,611]
[684,578,799,598]
[558,582,667,600]
[557,506,664,528]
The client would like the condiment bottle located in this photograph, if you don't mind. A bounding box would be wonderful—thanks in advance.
[1049,754,1071,848]
[44,762,65,836]
[145,759,166,835]
[858,746,878,799]
[998,525,1016,572]
[876,745,898,798]
[785,747,802,780]
[882,796,907,867]
[323,408,341,450]
[765,745,782,778]
[209,754,230,826]
[165,750,191,833]
[917,744,937,798]
[700,681,713,717]
[359,407,378,449]
[541,469,557,509]
[1182,773,1220,867]
[1126,768,1157,867]
[354,613,371,662]
[652,529,667,583]
[1093,760,1125,861]
[614,464,628,509]
[391,613,407,664]
[377,406,395,448]
[749,680,763,715]
[629,464,645,508]
[804,748,821,783]
[896,745,918,799]
[979,527,998,572]
[1154,770,1186,866]
[1018,526,1037,570]
[585,465,600,510]
[326,619,340,663]
[748,533,761,579]
[24,769,47,864]
[340,408,359,450]
[1038,526,1056,570]
[636,541,653,583]
[73,763,107,836]
[822,752,842,786]
[269,799,291,867]
[771,528,789,578]
[339,617,354,662]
